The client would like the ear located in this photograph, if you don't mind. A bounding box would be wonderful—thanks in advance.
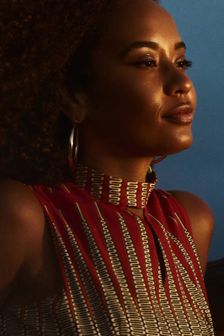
[62,90,90,124]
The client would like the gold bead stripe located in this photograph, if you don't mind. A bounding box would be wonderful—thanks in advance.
[159,245,196,335]
[141,184,150,208]
[166,226,203,292]
[36,302,43,335]
[90,171,104,200]
[94,202,147,335]
[47,209,97,336]
[108,177,122,205]
[126,182,138,207]
[148,214,201,334]
[118,213,160,335]
[51,295,64,335]
[75,203,129,335]
[52,240,92,334]
[178,257,212,335]
[73,165,88,189]
[168,253,209,333]
[165,227,213,330]
[171,253,203,334]
[149,213,213,334]
[26,302,42,335]
[136,216,179,334]
[26,301,36,333]
[44,207,83,334]
[165,219,207,296]
[137,217,173,335]
[168,215,206,303]
[173,255,212,334]
[19,305,28,336]
[2,297,67,336]
[72,165,156,208]
[174,212,204,276]
[58,208,114,335]
[173,213,214,333]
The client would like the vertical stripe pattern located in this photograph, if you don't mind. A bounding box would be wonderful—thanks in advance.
[0,166,214,335]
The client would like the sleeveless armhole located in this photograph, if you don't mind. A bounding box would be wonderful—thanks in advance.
[150,189,204,278]
[29,184,64,264]
[154,189,194,236]
[29,184,78,319]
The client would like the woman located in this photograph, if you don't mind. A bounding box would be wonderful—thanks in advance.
[0,0,215,334]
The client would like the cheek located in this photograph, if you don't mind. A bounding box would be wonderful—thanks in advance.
[90,71,161,128]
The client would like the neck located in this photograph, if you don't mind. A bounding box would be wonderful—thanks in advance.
[73,162,157,212]
[81,154,153,182]
[79,128,155,182]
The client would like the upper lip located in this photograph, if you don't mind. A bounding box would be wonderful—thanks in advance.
[163,102,194,118]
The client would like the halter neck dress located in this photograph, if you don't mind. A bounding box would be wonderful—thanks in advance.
[0,165,214,335]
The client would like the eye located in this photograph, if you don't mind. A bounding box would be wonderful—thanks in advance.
[133,57,157,68]
[176,58,192,70]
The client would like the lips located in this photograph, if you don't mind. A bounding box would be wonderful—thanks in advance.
[163,104,194,125]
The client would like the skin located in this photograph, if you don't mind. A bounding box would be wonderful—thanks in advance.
[0,0,214,311]
[76,0,196,181]
[73,0,213,273]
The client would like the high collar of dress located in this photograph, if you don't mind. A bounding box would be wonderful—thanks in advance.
[73,164,157,209]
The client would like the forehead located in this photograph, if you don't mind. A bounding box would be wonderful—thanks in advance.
[100,0,181,50]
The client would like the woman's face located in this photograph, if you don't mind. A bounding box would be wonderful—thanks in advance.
[83,0,197,158]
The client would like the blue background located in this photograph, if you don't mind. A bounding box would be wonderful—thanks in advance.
[157,0,224,260]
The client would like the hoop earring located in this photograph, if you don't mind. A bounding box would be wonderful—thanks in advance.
[151,155,167,165]
[68,125,79,170]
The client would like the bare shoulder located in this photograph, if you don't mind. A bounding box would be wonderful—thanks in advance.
[169,190,214,229]
[169,190,214,274]
[0,179,44,217]
[0,179,45,240]
[0,179,45,304]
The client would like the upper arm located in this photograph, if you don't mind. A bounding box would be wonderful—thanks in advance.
[0,180,45,306]
[169,190,214,275]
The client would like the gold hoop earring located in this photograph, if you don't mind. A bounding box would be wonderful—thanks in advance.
[68,124,79,170]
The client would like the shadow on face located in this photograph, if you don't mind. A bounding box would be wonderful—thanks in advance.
[68,0,197,161]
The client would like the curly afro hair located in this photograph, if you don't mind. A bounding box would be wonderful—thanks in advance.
[0,0,158,185]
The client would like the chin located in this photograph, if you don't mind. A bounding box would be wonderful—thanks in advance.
[167,135,193,155]
[154,130,193,156]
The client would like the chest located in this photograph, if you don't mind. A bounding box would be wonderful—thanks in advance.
[1,187,214,335]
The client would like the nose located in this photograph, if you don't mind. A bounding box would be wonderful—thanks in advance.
[163,66,192,97]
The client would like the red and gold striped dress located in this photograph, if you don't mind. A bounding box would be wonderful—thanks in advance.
[0,166,214,335]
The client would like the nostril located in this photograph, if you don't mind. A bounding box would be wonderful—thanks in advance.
[174,87,189,96]
[164,77,192,96]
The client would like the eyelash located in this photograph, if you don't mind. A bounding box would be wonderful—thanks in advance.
[134,58,192,70]
[176,59,192,70]
[134,58,156,68]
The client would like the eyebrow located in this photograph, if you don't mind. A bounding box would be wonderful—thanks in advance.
[121,40,186,57]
